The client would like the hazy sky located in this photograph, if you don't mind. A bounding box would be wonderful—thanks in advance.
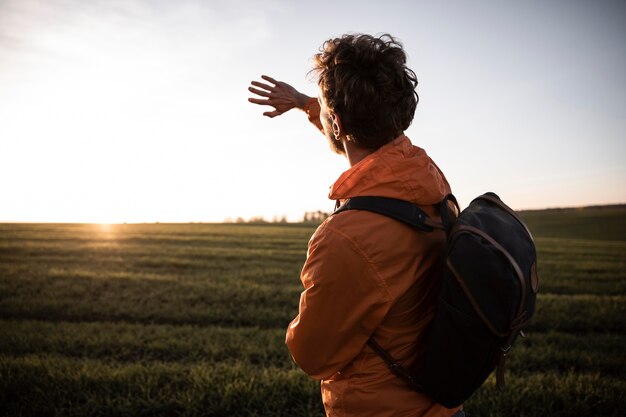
[1,0,624,223]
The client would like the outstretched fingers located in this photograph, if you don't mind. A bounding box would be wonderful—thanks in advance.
[248,97,270,105]
[248,86,273,98]
[248,75,301,118]
[261,75,278,85]
[250,80,275,92]
[263,110,281,118]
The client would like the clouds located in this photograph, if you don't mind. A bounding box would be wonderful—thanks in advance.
[0,0,279,124]
[0,0,275,82]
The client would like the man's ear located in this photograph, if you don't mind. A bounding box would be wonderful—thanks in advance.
[331,113,344,138]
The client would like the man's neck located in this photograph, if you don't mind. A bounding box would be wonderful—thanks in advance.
[343,140,375,167]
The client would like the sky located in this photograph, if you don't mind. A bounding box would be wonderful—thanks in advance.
[0,0,624,223]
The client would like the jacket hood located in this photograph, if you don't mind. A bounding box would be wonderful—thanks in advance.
[329,135,451,205]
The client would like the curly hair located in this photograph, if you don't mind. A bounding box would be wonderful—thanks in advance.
[312,33,419,150]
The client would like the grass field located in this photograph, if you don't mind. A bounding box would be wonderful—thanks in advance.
[1,206,625,416]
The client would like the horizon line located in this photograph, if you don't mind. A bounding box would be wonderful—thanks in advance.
[1,202,624,225]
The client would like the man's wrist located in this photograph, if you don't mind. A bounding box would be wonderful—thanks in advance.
[297,93,313,110]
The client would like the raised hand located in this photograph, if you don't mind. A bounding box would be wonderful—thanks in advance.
[248,75,312,118]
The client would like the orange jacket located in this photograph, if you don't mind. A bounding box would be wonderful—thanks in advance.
[285,100,462,417]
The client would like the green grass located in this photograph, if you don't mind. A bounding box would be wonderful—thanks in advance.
[0,355,321,417]
[0,223,307,328]
[0,320,290,366]
[519,204,626,241]
[1,205,625,416]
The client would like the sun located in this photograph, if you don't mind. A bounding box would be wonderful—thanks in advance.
[94,222,120,236]
[97,222,113,230]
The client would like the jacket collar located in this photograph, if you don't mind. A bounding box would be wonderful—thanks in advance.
[329,135,450,206]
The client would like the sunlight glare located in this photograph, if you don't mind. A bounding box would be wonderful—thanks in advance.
[97,223,113,231]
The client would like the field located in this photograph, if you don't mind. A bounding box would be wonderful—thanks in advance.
[1,206,625,417]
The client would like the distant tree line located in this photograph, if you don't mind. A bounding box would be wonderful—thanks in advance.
[224,211,331,224]
[302,210,331,224]
[223,216,288,224]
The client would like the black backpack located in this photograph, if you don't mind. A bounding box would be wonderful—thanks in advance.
[333,192,539,408]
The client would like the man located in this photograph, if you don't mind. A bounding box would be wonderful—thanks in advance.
[249,34,463,417]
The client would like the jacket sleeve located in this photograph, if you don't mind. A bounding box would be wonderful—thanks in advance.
[303,97,324,133]
[285,223,391,380]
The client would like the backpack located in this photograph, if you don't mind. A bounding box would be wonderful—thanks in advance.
[332,192,539,408]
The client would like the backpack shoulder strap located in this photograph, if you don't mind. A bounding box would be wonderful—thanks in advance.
[439,194,459,231]
[367,339,424,392]
[333,196,444,232]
